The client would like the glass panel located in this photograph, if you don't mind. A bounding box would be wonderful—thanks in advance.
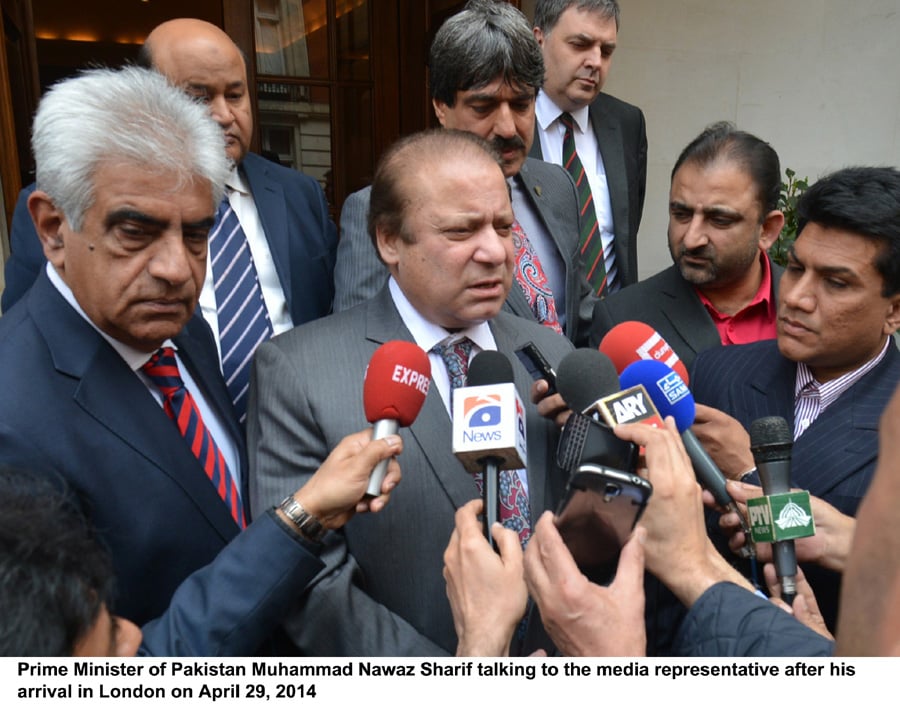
[257,81,332,200]
[254,0,329,79]
[337,83,374,195]
[335,0,370,82]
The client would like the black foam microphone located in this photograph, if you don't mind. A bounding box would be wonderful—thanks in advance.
[555,348,620,420]
[749,416,797,604]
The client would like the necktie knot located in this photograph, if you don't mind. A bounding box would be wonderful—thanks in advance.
[142,346,185,398]
[559,111,575,132]
[431,338,474,391]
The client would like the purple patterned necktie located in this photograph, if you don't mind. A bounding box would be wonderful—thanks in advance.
[512,220,563,335]
[142,347,246,528]
[432,339,532,545]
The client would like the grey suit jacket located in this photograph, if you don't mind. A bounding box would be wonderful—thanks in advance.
[332,158,597,347]
[590,259,784,371]
[531,92,647,287]
[248,284,574,656]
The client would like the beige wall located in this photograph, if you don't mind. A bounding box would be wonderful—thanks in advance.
[525,0,900,277]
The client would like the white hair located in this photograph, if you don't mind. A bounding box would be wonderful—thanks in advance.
[32,65,230,230]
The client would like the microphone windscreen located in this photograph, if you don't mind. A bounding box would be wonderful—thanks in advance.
[468,350,514,386]
[619,359,695,432]
[556,348,619,413]
[599,320,690,384]
[363,340,431,426]
[749,416,793,462]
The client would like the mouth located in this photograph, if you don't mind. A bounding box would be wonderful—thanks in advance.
[779,316,813,336]
[468,278,506,297]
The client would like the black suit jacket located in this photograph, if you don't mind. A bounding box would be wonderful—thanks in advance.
[0,270,246,625]
[690,338,900,629]
[591,258,784,370]
[530,92,647,287]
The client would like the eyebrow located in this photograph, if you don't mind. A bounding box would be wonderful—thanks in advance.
[104,209,216,232]
[787,246,860,278]
[669,201,743,218]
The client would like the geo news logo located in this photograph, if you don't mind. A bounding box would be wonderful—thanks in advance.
[462,394,502,442]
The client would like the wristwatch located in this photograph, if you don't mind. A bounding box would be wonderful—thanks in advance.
[278,495,326,543]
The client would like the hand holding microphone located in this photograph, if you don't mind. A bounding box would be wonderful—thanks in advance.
[363,341,431,497]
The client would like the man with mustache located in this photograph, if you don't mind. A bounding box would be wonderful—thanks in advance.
[531,0,647,295]
[333,0,596,347]
[591,122,786,370]
[690,166,900,633]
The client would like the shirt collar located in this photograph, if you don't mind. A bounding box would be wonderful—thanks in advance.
[535,90,590,133]
[697,251,774,318]
[45,262,175,371]
[387,277,497,354]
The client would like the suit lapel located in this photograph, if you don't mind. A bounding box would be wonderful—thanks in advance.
[241,155,292,309]
[656,267,721,360]
[31,274,240,541]
[364,287,477,511]
[590,98,630,275]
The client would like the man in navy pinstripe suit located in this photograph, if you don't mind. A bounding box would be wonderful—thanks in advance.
[689,166,900,632]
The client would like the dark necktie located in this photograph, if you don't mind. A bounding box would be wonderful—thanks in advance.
[431,339,532,545]
[208,194,274,424]
[142,347,246,528]
[560,112,609,296]
[512,220,563,335]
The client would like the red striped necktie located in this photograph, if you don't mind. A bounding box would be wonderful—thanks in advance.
[142,347,246,528]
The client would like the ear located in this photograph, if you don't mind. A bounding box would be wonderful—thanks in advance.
[432,98,449,128]
[758,209,786,251]
[28,190,68,269]
[533,27,545,46]
[883,294,900,337]
[375,225,402,272]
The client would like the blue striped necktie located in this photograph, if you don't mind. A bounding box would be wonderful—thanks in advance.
[209,193,273,424]
[142,347,246,528]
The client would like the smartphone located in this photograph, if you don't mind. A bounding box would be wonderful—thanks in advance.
[514,341,557,394]
[554,464,652,585]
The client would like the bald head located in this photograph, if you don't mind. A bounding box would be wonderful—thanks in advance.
[143,19,252,165]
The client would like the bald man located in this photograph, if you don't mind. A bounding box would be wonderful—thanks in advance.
[2,19,337,423]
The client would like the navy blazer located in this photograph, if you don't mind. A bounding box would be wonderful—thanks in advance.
[1,153,337,325]
[0,271,246,626]
[530,92,647,287]
[690,338,900,629]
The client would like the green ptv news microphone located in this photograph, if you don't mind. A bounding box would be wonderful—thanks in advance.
[748,416,816,605]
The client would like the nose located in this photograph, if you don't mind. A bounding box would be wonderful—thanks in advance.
[781,272,815,312]
[585,44,604,69]
[207,95,234,129]
[148,232,195,287]
[474,225,512,267]
[492,102,517,139]
[681,213,709,250]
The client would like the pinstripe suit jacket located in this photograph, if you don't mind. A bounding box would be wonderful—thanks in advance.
[690,338,900,628]
[331,158,597,346]
[247,284,574,656]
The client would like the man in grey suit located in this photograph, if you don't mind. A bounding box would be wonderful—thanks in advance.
[531,0,647,292]
[333,0,595,347]
[249,129,573,655]
[591,122,785,370]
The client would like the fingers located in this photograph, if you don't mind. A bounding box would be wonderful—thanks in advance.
[612,527,646,595]
[491,521,524,569]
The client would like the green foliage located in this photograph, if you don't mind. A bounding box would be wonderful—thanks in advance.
[769,168,810,266]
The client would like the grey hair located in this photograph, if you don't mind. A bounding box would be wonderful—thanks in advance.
[32,65,230,231]
[533,0,620,34]
[429,0,544,106]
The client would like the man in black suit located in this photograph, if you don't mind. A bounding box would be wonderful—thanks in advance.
[1,19,337,423]
[531,0,647,292]
[691,166,900,632]
[333,0,596,346]
[590,122,785,370]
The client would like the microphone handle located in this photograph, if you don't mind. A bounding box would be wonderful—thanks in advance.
[757,459,797,603]
[483,458,500,550]
[365,418,400,497]
[681,429,734,509]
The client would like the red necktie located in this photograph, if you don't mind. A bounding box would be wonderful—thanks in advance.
[142,347,246,528]
[512,220,564,335]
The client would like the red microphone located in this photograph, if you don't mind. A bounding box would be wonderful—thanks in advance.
[598,321,690,384]
[363,341,432,496]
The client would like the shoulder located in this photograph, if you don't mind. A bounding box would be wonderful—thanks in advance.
[242,152,324,195]
[591,92,645,120]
